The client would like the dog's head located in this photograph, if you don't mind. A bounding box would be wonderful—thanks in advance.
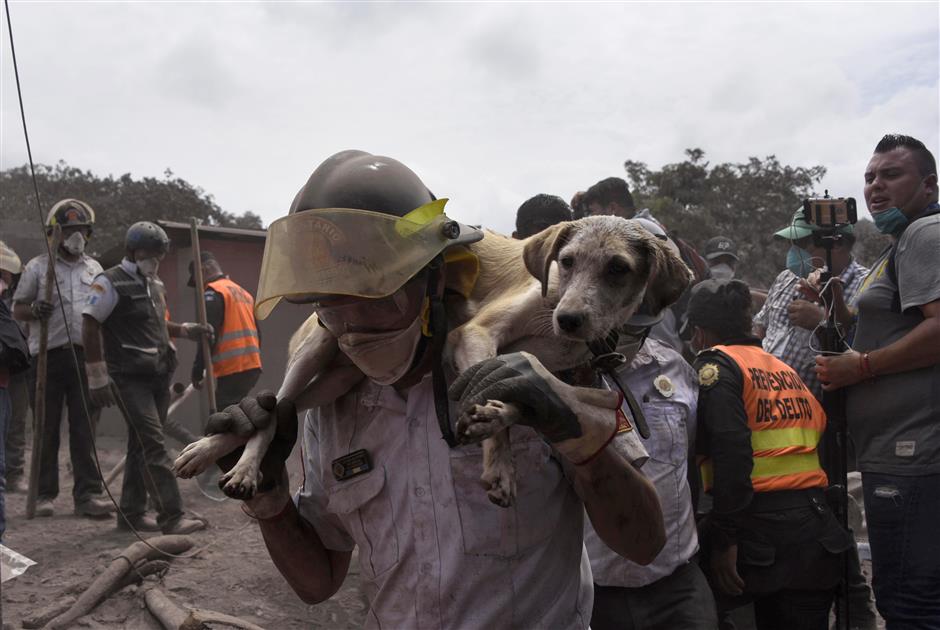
[523,216,692,341]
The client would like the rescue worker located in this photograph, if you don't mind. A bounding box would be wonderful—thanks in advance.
[689,278,852,630]
[202,150,666,628]
[81,221,209,535]
[188,251,262,410]
[12,200,112,518]
[1,240,30,494]
[585,259,718,630]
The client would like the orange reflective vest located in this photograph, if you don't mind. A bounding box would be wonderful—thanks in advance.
[207,277,262,378]
[700,344,828,494]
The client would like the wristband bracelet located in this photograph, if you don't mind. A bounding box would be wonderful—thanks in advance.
[860,352,875,381]
[572,393,628,467]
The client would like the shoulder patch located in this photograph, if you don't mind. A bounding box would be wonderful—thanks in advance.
[698,363,720,388]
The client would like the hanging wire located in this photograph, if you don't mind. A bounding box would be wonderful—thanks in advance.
[3,0,247,560]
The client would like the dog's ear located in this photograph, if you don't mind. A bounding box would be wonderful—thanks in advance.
[643,238,693,314]
[523,222,577,297]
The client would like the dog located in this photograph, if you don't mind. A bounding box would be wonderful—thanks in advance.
[174,216,691,506]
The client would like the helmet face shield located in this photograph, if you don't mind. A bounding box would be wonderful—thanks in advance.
[256,200,459,320]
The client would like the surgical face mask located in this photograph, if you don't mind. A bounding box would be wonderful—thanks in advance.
[786,245,815,279]
[136,257,161,278]
[62,231,86,256]
[872,207,909,236]
[710,263,735,280]
[337,316,425,385]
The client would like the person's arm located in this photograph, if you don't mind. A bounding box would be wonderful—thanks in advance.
[254,488,353,604]
[204,395,352,603]
[167,320,212,340]
[695,351,753,596]
[192,288,224,386]
[449,352,666,564]
[570,447,665,564]
[696,353,753,545]
[82,314,104,363]
[12,260,50,322]
[815,300,940,389]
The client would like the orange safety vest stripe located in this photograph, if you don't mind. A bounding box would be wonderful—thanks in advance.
[700,344,828,494]
[208,277,262,377]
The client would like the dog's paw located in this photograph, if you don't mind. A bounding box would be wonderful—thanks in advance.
[219,462,260,500]
[482,457,516,508]
[456,400,518,444]
[174,435,240,479]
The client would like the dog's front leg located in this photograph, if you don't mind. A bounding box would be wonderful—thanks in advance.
[217,420,277,500]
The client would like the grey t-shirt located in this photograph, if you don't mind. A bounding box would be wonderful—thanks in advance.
[847,212,940,475]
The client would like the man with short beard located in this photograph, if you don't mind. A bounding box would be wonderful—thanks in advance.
[816,134,940,627]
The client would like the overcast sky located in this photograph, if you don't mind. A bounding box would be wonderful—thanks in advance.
[2,2,937,235]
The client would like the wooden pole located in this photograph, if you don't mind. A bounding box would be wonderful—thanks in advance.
[26,225,61,519]
[189,218,217,415]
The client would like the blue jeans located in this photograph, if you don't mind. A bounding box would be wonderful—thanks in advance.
[1,385,10,542]
[863,472,940,629]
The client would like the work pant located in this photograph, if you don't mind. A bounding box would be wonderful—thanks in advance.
[215,368,262,411]
[1,385,9,541]
[863,472,940,629]
[591,560,718,630]
[27,346,102,504]
[113,373,183,530]
[5,370,29,481]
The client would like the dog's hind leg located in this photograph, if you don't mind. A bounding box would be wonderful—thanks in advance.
[482,431,515,508]
[457,401,523,507]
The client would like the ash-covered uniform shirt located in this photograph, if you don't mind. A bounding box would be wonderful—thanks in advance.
[848,212,940,475]
[13,252,102,354]
[585,339,699,587]
[296,374,595,630]
[753,260,868,399]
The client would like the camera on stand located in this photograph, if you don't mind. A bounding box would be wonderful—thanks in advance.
[802,191,858,229]
[802,189,857,630]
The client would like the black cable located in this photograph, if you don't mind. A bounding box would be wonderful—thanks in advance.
[3,0,222,559]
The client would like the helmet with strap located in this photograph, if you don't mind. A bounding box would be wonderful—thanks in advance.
[45,199,95,235]
[256,150,482,319]
[125,221,170,255]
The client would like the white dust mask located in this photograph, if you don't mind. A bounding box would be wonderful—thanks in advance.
[137,257,161,278]
[710,263,735,280]
[337,317,425,386]
[62,232,86,256]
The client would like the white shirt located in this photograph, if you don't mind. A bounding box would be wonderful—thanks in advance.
[585,338,700,587]
[296,374,595,629]
[13,252,102,354]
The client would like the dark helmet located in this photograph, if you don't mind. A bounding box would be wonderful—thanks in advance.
[289,150,435,217]
[45,199,95,234]
[125,221,170,254]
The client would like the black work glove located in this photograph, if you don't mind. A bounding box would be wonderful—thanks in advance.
[31,300,54,320]
[448,352,582,444]
[206,390,298,492]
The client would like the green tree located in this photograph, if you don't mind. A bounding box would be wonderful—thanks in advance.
[0,161,263,256]
[625,149,830,288]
